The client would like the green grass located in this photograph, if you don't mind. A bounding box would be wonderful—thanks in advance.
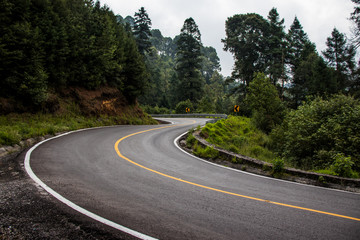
[200,116,275,163]
[193,141,219,159]
[0,112,157,147]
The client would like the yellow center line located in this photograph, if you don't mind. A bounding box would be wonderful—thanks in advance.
[114,123,360,222]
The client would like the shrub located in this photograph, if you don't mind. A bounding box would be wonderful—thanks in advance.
[250,146,264,157]
[270,94,360,174]
[245,73,285,133]
[272,158,285,174]
[175,100,193,114]
[0,128,21,146]
[186,133,196,148]
[331,153,354,178]
[194,144,219,159]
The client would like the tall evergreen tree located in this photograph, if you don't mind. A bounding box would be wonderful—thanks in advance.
[286,17,317,107]
[286,17,316,74]
[351,0,360,48]
[133,7,152,55]
[175,17,204,103]
[266,8,286,88]
[322,28,356,91]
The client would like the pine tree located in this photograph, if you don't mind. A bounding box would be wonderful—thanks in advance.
[322,28,356,91]
[286,17,315,74]
[350,0,360,48]
[122,31,148,103]
[175,17,204,103]
[133,7,152,55]
[286,17,317,107]
[266,8,286,88]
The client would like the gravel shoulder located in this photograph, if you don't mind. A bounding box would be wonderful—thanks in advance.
[0,149,137,240]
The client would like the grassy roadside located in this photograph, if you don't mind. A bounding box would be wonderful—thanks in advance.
[197,116,275,163]
[0,112,157,147]
[186,116,360,179]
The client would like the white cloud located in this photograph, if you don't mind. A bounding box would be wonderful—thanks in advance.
[102,0,356,77]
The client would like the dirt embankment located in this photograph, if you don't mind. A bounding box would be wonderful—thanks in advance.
[0,86,147,119]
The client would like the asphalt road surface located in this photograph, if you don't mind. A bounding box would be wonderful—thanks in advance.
[27,118,360,239]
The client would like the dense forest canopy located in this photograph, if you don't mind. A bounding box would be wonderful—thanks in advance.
[0,0,149,110]
[1,0,360,114]
[223,7,359,108]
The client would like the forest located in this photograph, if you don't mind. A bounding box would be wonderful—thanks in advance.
[1,0,360,176]
[0,0,147,111]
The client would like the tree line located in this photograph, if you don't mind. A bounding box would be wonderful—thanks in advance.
[223,7,359,110]
[2,0,360,116]
[120,9,230,113]
[0,0,147,110]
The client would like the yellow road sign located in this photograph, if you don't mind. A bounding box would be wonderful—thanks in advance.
[186,107,190,113]
[234,105,240,112]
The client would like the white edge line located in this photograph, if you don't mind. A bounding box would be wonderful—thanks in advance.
[174,131,360,195]
[24,128,158,240]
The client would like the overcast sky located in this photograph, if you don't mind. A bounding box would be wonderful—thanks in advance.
[101,0,356,77]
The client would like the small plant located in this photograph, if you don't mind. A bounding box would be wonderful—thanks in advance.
[272,158,285,175]
[186,133,196,148]
[318,176,327,184]
[331,153,354,178]
[194,144,219,159]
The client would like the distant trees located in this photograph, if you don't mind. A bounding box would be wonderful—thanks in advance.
[127,12,228,112]
[133,7,152,55]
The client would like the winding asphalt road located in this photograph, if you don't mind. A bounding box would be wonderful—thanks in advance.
[27,118,360,239]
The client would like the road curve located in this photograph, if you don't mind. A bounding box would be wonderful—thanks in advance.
[27,118,360,239]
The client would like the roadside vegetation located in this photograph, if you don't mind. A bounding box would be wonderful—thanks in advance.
[199,116,275,163]
[187,93,360,179]
[0,112,156,147]
[0,110,156,147]
[270,94,360,178]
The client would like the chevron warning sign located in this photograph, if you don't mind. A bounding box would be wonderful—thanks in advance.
[234,105,240,112]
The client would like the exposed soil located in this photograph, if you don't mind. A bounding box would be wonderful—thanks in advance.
[0,150,138,240]
[0,86,146,119]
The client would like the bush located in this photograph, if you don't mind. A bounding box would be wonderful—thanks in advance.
[193,144,219,159]
[272,158,285,174]
[270,94,360,174]
[331,153,354,178]
[141,105,171,114]
[186,133,196,148]
[175,100,194,114]
[245,73,285,133]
